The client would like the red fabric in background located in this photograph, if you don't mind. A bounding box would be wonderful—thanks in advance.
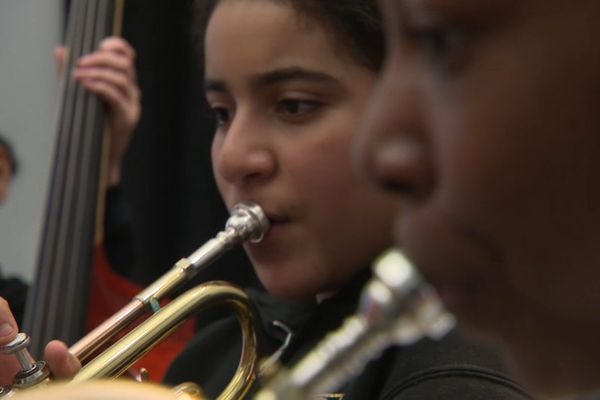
[87,245,195,382]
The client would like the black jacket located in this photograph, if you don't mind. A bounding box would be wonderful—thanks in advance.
[165,269,532,399]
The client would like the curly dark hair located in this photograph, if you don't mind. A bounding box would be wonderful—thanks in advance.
[194,0,384,72]
[0,133,18,176]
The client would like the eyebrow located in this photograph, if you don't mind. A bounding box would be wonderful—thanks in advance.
[204,79,228,93]
[251,67,339,88]
[204,67,340,94]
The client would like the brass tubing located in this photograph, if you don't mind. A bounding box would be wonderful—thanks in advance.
[3,206,267,400]
[71,282,258,400]
[69,202,268,364]
[69,258,194,363]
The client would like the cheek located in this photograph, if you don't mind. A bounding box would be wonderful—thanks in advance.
[287,132,356,194]
[437,95,600,317]
[210,137,229,202]
[290,135,396,232]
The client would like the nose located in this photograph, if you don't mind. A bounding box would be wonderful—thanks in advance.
[355,64,434,202]
[212,109,276,187]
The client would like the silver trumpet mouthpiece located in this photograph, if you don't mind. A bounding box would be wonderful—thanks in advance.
[186,202,269,268]
[227,202,270,243]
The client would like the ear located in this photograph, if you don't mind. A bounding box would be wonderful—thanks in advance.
[0,146,13,204]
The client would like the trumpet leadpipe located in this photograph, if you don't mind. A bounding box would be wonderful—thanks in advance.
[69,202,269,363]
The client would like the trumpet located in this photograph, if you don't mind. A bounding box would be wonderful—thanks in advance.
[3,209,454,400]
[1,202,269,399]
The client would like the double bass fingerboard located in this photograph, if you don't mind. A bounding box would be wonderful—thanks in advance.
[22,0,123,358]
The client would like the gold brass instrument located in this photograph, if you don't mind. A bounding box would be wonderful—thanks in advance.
[3,224,455,400]
[255,249,455,400]
[1,202,269,399]
[72,282,257,400]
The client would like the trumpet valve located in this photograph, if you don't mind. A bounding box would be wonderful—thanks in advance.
[1,332,50,394]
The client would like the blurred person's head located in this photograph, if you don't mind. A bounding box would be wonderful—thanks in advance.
[357,0,600,397]
[0,134,18,205]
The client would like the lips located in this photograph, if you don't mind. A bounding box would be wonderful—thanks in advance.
[265,213,291,231]
[246,207,291,245]
[400,242,486,319]
[264,211,290,224]
[432,282,474,313]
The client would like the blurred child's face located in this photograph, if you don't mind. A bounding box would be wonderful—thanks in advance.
[358,0,600,395]
[0,146,12,205]
[206,0,397,299]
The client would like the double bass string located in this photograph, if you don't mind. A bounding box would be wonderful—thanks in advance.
[22,0,117,357]
[48,0,95,347]
[60,0,111,341]
[22,0,87,357]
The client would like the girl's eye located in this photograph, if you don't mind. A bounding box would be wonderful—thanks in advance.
[424,29,461,60]
[406,26,471,74]
[276,99,322,118]
[211,106,232,127]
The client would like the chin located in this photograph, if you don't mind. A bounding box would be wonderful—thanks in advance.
[263,284,314,300]
[489,323,600,400]
[504,350,600,399]
[258,272,316,300]
[251,257,325,300]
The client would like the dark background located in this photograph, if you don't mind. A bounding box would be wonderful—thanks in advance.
[104,0,259,289]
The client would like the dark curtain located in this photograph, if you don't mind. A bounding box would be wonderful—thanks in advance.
[118,0,260,291]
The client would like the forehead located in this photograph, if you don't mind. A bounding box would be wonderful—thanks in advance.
[205,1,357,78]
[378,0,600,20]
